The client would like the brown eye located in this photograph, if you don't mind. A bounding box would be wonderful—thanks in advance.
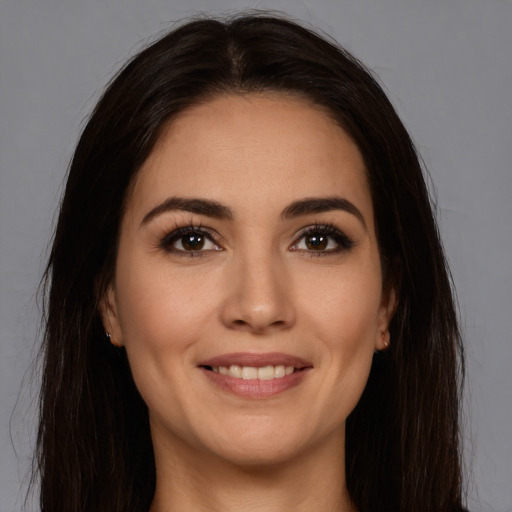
[179,233,205,251]
[160,227,221,254]
[291,225,355,254]
[305,234,328,251]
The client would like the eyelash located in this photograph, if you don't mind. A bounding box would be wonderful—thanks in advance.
[158,223,354,257]
[158,224,221,257]
[291,223,355,255]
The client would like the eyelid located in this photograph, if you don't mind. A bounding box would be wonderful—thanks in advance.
[158,224,223,255]
[290,223,355,253]
[157,221,354,256]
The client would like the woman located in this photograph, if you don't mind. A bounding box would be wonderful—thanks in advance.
[35,13,466,512]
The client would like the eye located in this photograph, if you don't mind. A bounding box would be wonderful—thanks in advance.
[291,224,354,254]
[299,232,336,251]
[160,227,221,254]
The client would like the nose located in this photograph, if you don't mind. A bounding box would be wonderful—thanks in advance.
[219,250,296,334]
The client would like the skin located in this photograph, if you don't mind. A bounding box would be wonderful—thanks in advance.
[101,93,396,512]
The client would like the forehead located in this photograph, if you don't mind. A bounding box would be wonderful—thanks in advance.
[128,93,373,227]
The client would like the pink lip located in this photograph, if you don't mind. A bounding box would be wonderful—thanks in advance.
[198,352,312,369]
[198,352,313,399]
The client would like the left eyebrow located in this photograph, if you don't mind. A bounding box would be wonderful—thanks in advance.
[280,196,367,231]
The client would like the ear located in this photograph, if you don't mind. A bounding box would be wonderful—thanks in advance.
[98,284,123,347]
[375,281,398,351]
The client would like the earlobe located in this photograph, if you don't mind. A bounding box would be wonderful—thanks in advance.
[375,284,398,351]
[99,285,123,347]
[105,331,122,348]
[380,330,390,350]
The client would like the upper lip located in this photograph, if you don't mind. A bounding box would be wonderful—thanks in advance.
[198,352,313,369]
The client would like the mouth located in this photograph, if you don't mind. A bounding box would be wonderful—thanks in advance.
[198,352,313,398]
[201,364,301,380]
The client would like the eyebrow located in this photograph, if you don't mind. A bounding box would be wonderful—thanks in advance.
[141,195,366,230]
[141,197,233,225]
[280,196,367,230]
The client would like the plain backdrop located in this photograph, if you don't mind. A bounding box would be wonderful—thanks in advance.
[1,1,511,511]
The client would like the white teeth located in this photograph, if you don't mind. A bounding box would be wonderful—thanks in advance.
[230,364,242,378]
[212,365,296,380]
[257,365,275,380]
[275,365,285,378]
[241,366,258,380]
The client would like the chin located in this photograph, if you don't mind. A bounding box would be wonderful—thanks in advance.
[212,441,304,468]
[198,419,324,468]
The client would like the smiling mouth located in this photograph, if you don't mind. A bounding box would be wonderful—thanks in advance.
[199,353,312,397]
[202,364,301,380]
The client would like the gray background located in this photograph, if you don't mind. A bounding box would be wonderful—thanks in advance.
[1,0,511,510]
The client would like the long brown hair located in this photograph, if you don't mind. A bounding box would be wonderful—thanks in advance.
[35,13,465,512]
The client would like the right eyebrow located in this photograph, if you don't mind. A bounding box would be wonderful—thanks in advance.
[141,197,234,226]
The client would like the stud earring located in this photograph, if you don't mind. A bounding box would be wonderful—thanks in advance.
[375,332,390,355]
[105,331,122,347]
[382,331,390,349]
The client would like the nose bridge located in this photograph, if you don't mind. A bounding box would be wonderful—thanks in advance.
[220,241,295,333]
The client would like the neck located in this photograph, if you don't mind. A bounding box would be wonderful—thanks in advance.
[149,427,356,512]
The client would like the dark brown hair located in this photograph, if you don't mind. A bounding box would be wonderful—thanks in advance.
[35,13,465,512]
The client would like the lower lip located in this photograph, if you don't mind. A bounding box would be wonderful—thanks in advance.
[200,368,311,398]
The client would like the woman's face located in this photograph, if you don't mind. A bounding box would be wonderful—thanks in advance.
[102,93,395,466]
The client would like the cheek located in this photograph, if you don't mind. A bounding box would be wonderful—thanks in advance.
[299,261,382,347]
[298,263,381,402]
[112,256,212,425]
[114,249,216,350]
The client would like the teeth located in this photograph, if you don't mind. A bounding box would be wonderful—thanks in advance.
[230,364,242,378]
[275,365,285,378]
[257,365,274,380]
[241,366,258,380]
[212,365,296,380]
